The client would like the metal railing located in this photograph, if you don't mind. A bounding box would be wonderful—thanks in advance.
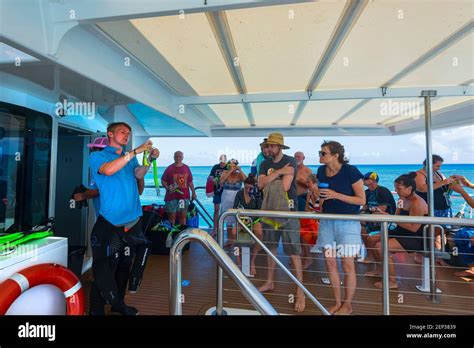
[216,209,474,315]
[235,213,330,315]
[169,227,278,315]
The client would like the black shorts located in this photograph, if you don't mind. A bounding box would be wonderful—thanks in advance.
[389,227,424,252]
[213,192,222,204]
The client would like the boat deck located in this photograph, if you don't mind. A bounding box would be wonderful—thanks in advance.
[81,240,474,315]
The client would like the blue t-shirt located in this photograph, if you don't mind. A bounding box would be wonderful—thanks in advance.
[250,152,266,176]
[89,146,142,225]
[89,178,100,217]
[317,163,363,214]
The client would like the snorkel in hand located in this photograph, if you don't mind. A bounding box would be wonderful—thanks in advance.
[144,149,161,197]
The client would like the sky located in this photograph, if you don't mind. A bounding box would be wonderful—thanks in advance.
[151,125,474,166]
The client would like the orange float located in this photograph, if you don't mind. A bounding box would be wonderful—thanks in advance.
[0,263,84,315]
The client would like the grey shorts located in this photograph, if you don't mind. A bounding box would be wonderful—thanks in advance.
[262,218,301,256]
[165,199,190,213]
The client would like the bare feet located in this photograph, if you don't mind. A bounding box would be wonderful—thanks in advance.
[364,269,382,277]
[360,257,376,264]
[328,303,342,314]
[436,258,450,267]
[302,259,312,270]
[258,282,274,292]
[374,280,398,289]
[294,292,306,313]
[454,269,474,277]
[334,303,352,315]
[250,264,257,276]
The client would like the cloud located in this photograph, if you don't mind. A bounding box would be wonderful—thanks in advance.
[408,125,474,163]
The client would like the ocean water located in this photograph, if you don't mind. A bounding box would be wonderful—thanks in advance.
[141,164,474,225]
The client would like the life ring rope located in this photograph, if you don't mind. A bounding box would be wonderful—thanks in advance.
[63,281,82,298]
[9,273,30,292]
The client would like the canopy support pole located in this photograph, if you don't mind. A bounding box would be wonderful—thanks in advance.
[422,90,440,303]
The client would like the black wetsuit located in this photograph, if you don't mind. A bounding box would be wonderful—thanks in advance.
[389,209,427,252]
[90,216,151,315]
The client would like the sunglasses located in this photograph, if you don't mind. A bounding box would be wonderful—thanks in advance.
[318,151,330,157]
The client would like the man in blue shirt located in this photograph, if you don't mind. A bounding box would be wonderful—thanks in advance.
[89,122,159,315]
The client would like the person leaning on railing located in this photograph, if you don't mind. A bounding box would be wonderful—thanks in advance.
[314,140,365,315]
[366,172,429,290]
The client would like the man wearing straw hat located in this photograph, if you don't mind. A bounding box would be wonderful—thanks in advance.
[257,133,305,312]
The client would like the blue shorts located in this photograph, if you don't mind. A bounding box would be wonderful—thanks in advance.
[316,219,362,257]
[454,228,474,266]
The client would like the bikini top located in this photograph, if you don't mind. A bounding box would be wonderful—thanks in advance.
[223,180,242,191]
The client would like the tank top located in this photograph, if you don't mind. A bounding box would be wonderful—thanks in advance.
[415,171,450,210]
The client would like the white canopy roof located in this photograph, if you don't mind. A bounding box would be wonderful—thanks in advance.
[1,0,473,136]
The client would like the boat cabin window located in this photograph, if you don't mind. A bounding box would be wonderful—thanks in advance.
[0,102,52,233]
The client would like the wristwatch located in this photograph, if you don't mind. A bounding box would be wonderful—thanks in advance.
[133,148,137,156]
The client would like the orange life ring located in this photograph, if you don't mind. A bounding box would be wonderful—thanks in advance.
[0,263,85,315]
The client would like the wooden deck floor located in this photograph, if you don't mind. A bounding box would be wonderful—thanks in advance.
[81,240,474,315]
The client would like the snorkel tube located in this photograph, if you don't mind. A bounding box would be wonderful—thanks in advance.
[153,159,160,197]
[144,150,160,197]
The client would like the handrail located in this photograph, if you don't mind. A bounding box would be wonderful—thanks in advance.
[169,227,278,315]
[216,209,474,316]
[193,197,214,227]
[235,213,330,315]
[223,209,474,226]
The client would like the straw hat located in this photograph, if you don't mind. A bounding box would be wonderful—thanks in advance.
[265,133,290,149]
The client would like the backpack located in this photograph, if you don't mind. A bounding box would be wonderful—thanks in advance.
[260,179,291,230]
